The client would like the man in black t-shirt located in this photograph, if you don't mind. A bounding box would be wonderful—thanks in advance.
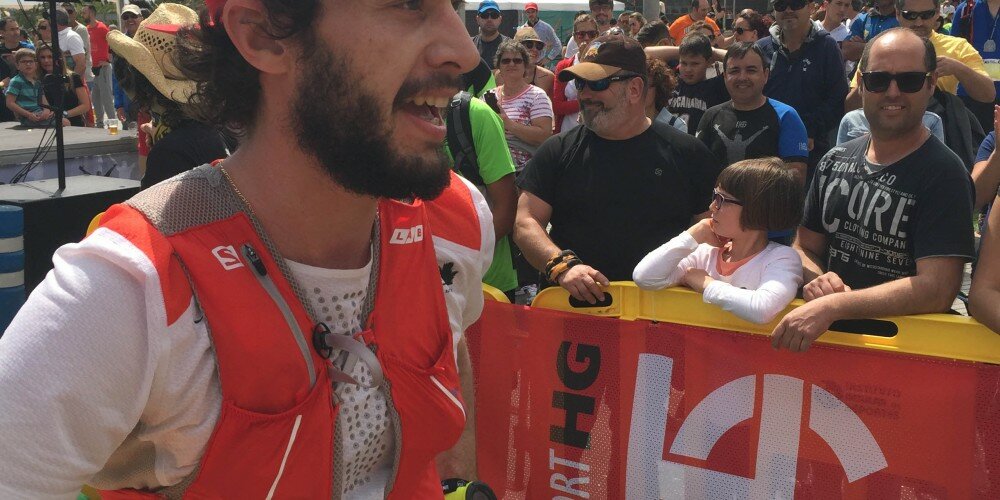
[696,43,809,182]
[667,33,728,134]
[773,29,975,352]
[515,35,722,303]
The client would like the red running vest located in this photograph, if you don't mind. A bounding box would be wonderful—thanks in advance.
[97,170,479,498]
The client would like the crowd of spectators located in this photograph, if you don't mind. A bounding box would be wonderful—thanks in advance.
[467,0,1000,337]
[0,2,150,129]
[2,0,997,340]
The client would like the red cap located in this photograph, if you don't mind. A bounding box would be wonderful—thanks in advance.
[525,2,539,11]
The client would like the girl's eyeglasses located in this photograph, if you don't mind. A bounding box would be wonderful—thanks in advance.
[712,190,743,208]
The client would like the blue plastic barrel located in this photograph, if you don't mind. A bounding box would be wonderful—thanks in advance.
[0,205,25,334]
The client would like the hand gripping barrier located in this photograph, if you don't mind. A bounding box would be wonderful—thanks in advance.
[528,282,1000,364]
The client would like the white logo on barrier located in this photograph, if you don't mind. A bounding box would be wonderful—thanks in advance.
[390,225,424,245]
[625,354,888,499]
[211,245,244,271]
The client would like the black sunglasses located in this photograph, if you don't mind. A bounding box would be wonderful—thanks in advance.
[573,73,643,92]
[574,30,599,39]
[900,9,937,20]
[521,40,545,50]
[773,0,808,12]
[712,189,743,208]
[861,71,930,93]
[500,57,524,65]
[479,11,500,19]
[121,13,139,20]
[734,27,749,35]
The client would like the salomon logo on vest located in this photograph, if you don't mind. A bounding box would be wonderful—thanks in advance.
[390,225,424,244]
[211,245,244,270]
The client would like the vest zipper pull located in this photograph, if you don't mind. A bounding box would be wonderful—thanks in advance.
[242,244,268,276]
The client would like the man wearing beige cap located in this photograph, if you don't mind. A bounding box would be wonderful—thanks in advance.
[521,2,561,66]
[515,35,721,303]
[120,4,142,37]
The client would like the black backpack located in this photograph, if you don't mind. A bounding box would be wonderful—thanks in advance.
[445,91,486,186]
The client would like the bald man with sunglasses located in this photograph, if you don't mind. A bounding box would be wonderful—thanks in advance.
[773,28,975,352]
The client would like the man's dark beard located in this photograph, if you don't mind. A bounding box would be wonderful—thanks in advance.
[291,37,455,200]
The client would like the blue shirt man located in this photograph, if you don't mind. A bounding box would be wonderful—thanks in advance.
[951,0,1000,98]
[849,0,901,40]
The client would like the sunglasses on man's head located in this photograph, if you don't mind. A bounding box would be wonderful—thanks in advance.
[900,9,937,20]
[500,57,524,65]
[861,71,930,93]
[574,30,599,39]
[573,73,642,92]
[521,41,545,50]
[479,11,500,19]
[773,0,808,12]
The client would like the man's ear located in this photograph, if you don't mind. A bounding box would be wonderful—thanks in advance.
[631,77,648,102]
[221,0,292,75]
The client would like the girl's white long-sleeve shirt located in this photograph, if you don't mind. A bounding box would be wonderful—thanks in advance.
[632,232,803,324]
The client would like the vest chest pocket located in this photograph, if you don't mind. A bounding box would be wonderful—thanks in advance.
[184,378,336,498]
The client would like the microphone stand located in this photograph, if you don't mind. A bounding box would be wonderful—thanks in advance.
[26,0,67,193]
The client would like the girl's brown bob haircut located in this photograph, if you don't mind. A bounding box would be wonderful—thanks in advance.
[716,157,803,232]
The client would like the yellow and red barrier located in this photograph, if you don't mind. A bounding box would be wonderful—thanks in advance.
[468,283,999,498]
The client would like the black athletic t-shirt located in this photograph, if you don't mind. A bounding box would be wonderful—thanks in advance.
[667,76,729,135]
[802,135,975,290]
[517,122,723,281]
[696,98,809,166]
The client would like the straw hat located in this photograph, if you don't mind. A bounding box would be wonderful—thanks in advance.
[107,3,197,103]
[514,26,543,43]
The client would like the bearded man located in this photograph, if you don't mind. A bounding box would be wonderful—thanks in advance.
[515,35,721,303]
[0,1,492,497]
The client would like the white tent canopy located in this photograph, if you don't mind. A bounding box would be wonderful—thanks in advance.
[488,1,627,11]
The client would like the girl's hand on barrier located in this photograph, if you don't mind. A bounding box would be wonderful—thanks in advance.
[682,268,713,293]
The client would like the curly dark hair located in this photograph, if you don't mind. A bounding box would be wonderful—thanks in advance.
[112,50,187,130]
[646,57,676,113]
[174,1,320,133]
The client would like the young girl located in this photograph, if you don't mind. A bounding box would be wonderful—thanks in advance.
[633,158,804,324]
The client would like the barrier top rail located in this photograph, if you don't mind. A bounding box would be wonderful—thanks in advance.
[527,281,1000,365]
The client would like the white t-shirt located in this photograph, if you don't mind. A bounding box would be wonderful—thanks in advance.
[287,257,395,498]
[0,182,494,498]
[57,27,85,75]
[633,232,803,324]
[826,23,851,42]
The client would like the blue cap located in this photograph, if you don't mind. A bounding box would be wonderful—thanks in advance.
[478,0,500,14]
